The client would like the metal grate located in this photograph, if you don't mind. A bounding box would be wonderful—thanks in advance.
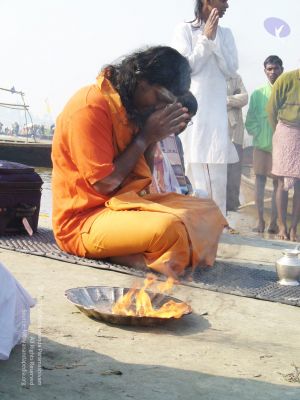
[0,228,299,307]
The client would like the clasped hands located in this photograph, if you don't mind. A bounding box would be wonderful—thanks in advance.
[140,89,190,146]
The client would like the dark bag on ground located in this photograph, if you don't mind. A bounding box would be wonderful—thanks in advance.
[0,160,43,235]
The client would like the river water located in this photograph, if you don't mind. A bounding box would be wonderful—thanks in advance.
[36,168,52,218]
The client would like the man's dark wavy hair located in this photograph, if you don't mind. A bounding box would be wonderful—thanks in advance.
[178,91,198,116]
[102,46,191,124]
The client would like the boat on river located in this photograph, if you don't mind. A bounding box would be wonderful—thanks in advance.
[0,136,52,168]
[0,87,52,168]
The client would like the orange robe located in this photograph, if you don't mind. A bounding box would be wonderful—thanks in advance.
[52,75,226,275]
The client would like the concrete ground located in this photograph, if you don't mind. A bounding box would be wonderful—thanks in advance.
[0,211,300,399]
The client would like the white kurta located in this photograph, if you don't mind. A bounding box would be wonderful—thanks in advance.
[173,22,239,164]
[173,22,239,215]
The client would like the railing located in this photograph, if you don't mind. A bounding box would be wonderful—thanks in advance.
[0,87,33,143]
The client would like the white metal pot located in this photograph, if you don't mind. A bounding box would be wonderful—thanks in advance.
[276,249,300,286]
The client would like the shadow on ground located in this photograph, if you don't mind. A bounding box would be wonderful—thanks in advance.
[0,335,298,400]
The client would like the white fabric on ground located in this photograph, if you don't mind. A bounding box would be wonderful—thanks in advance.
[0,262,35,360]
[187,163,227,217]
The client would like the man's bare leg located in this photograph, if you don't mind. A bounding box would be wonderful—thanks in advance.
[289,180,300,242]
[276,177,289,240]
[253,174,266,232]
[267,178,279,233]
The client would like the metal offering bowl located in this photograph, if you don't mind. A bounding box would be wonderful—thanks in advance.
[65,286,192,327]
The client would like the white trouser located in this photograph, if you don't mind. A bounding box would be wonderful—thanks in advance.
[186,163,227,217]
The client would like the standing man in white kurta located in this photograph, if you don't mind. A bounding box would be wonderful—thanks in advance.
[173,0,238,216]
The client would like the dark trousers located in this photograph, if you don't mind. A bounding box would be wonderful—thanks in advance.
[226,143,243,211]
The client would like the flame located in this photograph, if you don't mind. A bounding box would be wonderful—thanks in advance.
[112,275,191,319]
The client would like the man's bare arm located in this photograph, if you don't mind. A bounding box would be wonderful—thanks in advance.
[92,103,189,195]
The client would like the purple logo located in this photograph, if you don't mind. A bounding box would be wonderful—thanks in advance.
[264,17,291,38]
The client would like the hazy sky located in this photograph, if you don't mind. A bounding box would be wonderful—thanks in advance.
[1,0,299,125]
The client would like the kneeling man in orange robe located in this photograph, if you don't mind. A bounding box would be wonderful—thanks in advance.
[51,46,226,278]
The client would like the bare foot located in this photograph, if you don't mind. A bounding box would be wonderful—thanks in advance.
[276,227,289,240]
[223,226,239,235]
[252,221,265,233]
[152,262,179,279]
[267,223,279,234]
[289,227,299,242]
[110,254,148,271]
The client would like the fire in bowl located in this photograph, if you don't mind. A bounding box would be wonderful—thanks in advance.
[65,286,192,327]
